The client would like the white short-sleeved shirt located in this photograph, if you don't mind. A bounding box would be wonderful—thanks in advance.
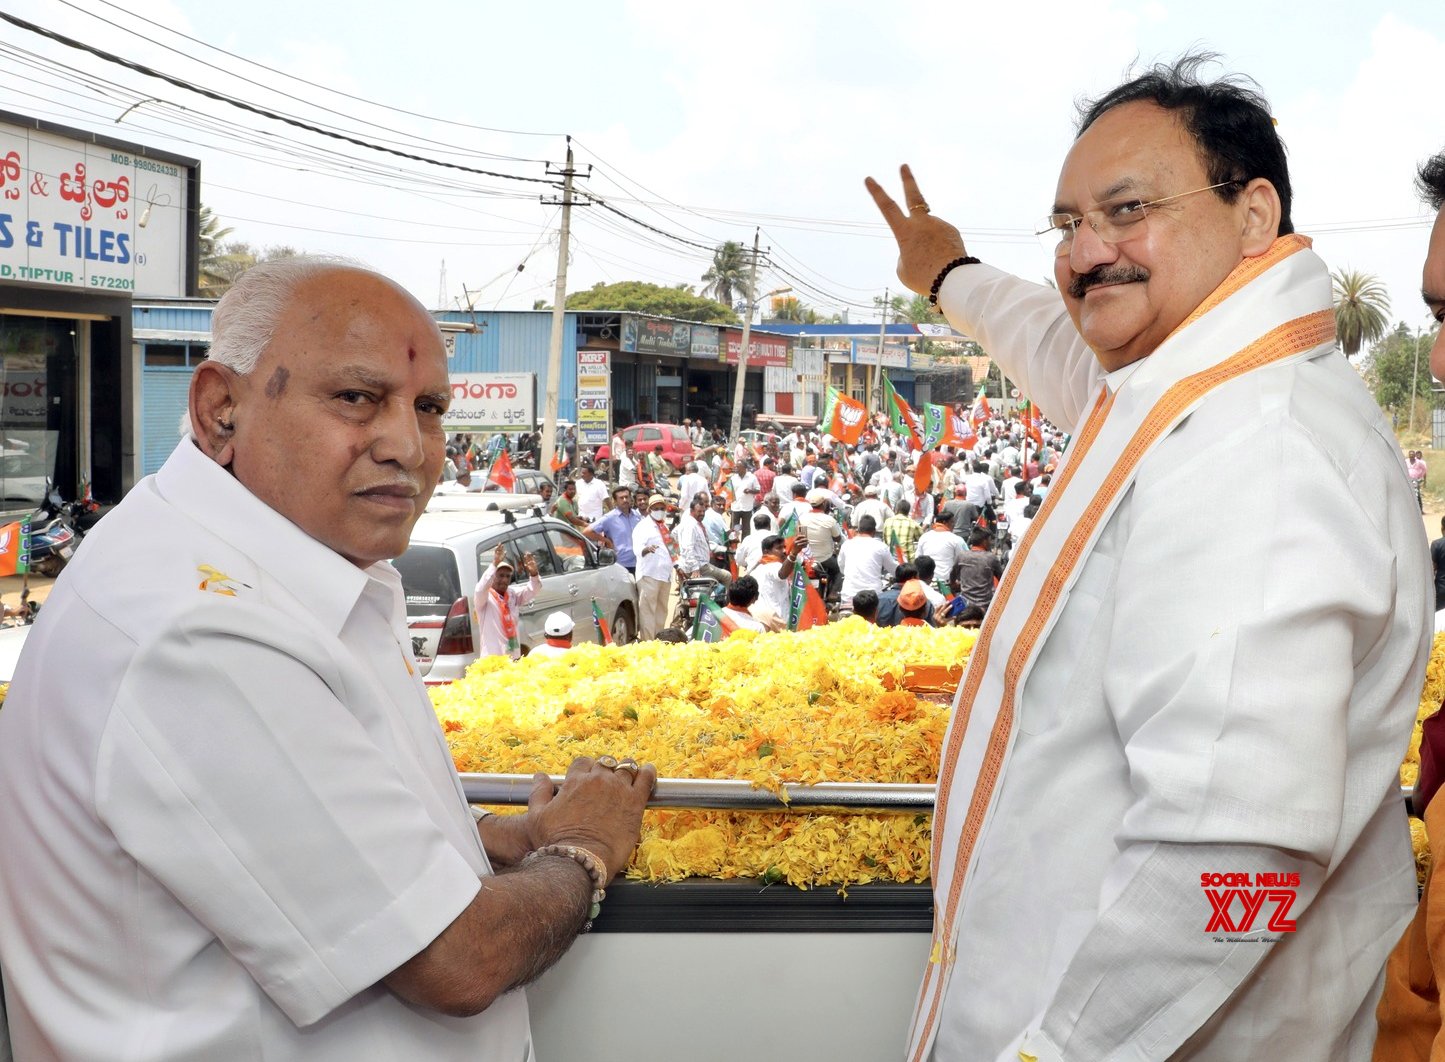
[751,560,793,620]
[916,528,967,581]
[0,441,531,1061]
[573,476,609,520]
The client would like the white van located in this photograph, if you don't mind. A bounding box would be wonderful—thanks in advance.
[395,508,637,683]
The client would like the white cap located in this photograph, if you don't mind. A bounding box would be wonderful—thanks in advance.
[544,611,575,637]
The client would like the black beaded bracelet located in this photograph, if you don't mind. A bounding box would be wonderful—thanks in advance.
[928,256,981,306]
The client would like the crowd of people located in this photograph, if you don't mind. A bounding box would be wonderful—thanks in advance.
[483,405,1060,650]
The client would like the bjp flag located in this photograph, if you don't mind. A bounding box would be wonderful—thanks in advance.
[827,393,870,446]
[0,519,29,576]
[488,449,517,491]
[786,562,828,631]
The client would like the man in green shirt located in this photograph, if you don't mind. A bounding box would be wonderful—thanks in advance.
[551,479,586,530]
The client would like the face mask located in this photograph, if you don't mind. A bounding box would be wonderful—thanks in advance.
[652,510,666,521]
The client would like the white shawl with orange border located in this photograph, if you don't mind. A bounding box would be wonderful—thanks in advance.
[909,235,1428,1061]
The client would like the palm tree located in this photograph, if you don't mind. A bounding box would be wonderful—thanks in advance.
[899,292,944,327]
[197,205,239,295]
[701,241,753,308]
[1332,269,1391,359]
[767,296,826,324]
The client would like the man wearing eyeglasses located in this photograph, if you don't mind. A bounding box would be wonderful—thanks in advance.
[868,55,1429,1062]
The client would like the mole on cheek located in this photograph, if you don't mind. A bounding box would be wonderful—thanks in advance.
[264,366,290,398]
[408,346,416,362]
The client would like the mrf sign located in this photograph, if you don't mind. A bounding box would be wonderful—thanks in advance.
[0,111,197,297]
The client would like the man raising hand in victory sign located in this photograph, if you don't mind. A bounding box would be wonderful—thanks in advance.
[868,55,1430,1062]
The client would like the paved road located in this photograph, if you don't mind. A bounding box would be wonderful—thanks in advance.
[0,573,55,613]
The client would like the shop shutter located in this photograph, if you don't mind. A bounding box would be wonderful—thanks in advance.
[142,368,193,475]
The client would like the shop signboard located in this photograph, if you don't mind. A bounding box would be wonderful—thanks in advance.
[576,348,611,444]
[621,315,691,357]
[689,324,719,361]
[0,116,193,297]
[721,329,791,368]
[852,341,911,368]
[445,372,534,431]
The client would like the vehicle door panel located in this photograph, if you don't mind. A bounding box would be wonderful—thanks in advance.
[494,528,571,650]
[545,523,612,643]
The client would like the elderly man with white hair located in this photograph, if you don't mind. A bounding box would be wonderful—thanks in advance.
[0,257,654,1061]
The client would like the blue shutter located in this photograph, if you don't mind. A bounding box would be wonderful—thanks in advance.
[142,368,194,475]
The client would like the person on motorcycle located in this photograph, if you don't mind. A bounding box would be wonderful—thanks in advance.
[678,495,729,588]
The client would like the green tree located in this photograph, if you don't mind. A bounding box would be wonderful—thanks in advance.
[873,292,909,323]
[199,240,303,297]
[1332,269,1391,358]
[565,281,739,323]
[1364,321,1438,412]
[197,205,236,295]
[899,292,944,327]
[766,296,826,323]
[700,241,753,308]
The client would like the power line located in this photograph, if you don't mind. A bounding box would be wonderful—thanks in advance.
[51,0,555,161]
[0,11,563,188]
[81,0,562,141]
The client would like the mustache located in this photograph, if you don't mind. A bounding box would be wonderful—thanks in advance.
[1068,264,1150,300]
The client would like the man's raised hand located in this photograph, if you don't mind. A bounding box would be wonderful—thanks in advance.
[864,164,970,295]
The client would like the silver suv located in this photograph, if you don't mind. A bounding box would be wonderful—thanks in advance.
[395,507,638,683]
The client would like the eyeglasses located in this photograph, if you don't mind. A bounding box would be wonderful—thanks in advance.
[1036,180,1244,258]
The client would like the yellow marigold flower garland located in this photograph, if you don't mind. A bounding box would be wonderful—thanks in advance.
[433,625,1445,889]
[432,620,973,887]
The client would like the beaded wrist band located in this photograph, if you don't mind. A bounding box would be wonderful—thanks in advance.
[928,256,981,306]
[524,843,608,933]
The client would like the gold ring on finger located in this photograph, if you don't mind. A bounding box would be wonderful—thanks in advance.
[910,202,930,213]
[596,755,620,770]
[615,760,640,779]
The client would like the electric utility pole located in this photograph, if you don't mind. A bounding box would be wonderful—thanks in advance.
[540,138,589,478]
[728,228,763,441]
[872,287,889,411]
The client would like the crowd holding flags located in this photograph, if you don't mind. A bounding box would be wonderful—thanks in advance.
[882,374,924,452]
[875,370,995,492]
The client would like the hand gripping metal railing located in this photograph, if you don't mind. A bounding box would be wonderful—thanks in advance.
[463,774,1417,816]
[461,773,936,813]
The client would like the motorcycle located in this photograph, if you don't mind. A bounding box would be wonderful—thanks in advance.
[674,575,726,638]
[30,492,100,578]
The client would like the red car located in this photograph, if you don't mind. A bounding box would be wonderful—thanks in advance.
[594,423,696,472]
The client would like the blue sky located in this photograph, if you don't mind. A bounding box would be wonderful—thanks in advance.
[1,0,1440,336]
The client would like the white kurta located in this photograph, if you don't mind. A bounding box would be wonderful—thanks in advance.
[917,241,1431,1061]
[0,441,530,1061]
